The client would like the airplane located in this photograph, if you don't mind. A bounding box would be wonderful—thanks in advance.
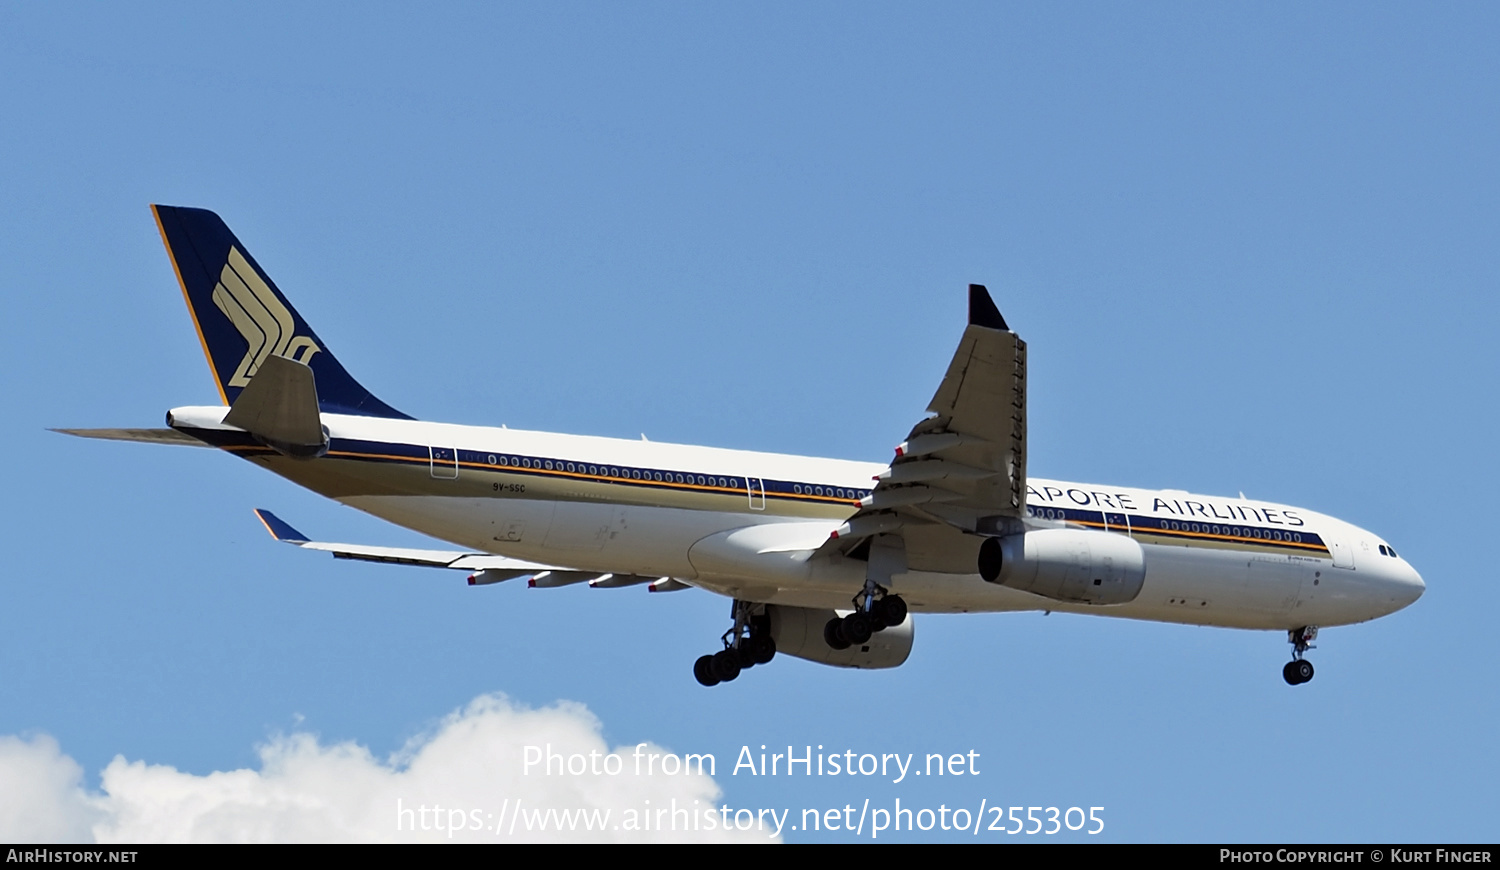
[56,205,1426,688]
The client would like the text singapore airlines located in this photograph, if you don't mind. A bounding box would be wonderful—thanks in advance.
[58,206,1425,688]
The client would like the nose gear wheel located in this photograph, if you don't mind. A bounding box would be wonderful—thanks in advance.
[1282,626,1318,685]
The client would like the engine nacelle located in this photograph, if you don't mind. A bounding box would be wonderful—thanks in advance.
[766,604,913,669]
[978,529,1146,605]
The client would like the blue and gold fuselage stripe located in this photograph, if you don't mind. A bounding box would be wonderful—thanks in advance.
[186,427,1331,555]
[1026,503,1328,556]
[193,430,871,507]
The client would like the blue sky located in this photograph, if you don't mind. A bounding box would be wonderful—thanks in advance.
[1,3,1496,842]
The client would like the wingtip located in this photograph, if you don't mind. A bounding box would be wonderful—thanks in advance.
[968,284,1010,331]
[254,508,309,544]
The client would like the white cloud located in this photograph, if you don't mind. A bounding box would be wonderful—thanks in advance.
[0,734,102,843]
[0,694,777,843]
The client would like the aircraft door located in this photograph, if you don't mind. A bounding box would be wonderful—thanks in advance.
[430,446,458,480]
[746,477,766,510]
[1327,532,1355,569]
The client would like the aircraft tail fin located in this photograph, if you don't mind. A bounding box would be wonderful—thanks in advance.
[151,205,410,419]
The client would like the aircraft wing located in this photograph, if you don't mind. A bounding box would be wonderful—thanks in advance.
[822,285,1026,571]
[253,510,688,591]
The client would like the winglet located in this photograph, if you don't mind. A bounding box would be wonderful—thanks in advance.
[254,509,310,544]
[968,284,1009,331]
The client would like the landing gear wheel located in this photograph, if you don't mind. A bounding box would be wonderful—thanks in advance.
[748,635,776,665]
[696,601,776,687]
[694,654,720,687]
[1283,659,1314,685]
[875,595,908,627]
[842,611,873,645]
[1284,626,1318,685]
[711,649,741,683]
[824,617,851,651]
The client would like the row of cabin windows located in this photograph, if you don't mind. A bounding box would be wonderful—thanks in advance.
[473,452,868,499]
[482,453,740,488]
[1025,505,1305,543]
[792,484,868,500]
[1159,520,1304,543]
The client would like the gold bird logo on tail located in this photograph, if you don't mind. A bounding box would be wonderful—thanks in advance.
[211,246,321,387]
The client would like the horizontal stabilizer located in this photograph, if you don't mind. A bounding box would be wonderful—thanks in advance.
[51,428,210,448]
[224,355,327,457]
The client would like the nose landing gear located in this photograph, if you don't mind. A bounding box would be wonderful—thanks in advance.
[694,600,776,687]
[1283,626,1318,685]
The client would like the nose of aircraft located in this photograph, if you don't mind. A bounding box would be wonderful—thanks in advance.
[1399,562,1427,606]
[1376,556,1426,612]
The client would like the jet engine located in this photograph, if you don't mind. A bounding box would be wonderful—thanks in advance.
[978,528,1146,605]
[766,604,913,669]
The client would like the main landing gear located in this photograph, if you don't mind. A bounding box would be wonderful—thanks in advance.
[694,600,776,687]
[824,589,907,650]
[1283,626,1318,685]
[826,532,908,650]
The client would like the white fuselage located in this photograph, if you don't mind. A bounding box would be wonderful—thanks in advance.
[170,406,1426,632]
